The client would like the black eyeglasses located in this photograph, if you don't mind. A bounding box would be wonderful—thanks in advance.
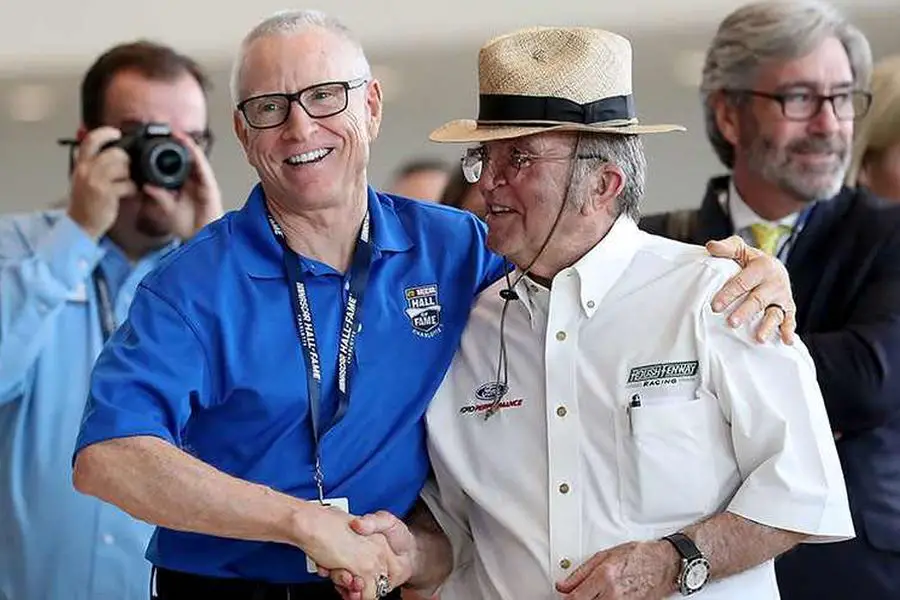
[727,88,872,121]
[237,78,369,129]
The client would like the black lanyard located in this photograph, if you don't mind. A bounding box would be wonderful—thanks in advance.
[92,269,117,342]
[265,205,373,503]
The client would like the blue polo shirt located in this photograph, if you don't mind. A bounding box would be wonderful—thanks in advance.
[74,183,505,583]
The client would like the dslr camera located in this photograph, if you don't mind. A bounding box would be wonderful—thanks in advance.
[102,122,191,190]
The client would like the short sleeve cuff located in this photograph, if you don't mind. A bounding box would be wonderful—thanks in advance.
[419,480,474,572]
[74,399,178,462]
[727,480,855,543]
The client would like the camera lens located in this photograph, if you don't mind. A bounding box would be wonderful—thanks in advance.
[155,148,184,177]
[144,140,190,189]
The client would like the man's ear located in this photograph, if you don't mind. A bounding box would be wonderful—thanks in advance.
[232,110,252,159]
[712,92,741,148]
[584,163,625,217]
[365,79,384,141]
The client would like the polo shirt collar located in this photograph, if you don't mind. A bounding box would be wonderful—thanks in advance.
[233,183,414,279]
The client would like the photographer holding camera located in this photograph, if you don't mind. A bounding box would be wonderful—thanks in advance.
[0,41,223,600]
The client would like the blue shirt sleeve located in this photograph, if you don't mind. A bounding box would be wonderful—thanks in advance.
[470,216,509,294]
[74,283,214,457]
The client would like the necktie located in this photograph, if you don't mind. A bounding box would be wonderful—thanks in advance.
[749,223,792,256]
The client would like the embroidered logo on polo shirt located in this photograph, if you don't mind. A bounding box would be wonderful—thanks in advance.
[459,381,525,415]
[626,360,699,389]
[404,284,443,337]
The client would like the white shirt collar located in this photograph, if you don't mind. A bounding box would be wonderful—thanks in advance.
[725,179,799,231]
[512,215,641,322]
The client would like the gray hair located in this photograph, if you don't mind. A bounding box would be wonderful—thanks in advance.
[569,133,646,221]
[701,0,872,168]
[229,9,370,104]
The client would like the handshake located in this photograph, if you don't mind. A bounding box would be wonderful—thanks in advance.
[301,504,423,600]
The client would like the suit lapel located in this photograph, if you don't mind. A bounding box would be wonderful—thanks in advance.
[785,190,851,273]
[785,189,855,331]
[694,176,735,243]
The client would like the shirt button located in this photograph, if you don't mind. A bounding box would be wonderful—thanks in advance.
[77,259,88,271]
[102,533,115,545]
[555,331,566,341]
[559,483,570,494]
[586,300,595,309]
[556,406,567,418]
[560,558,572,570]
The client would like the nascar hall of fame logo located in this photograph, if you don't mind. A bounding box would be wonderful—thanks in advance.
[404,284,443,337]
[626,360,699,389]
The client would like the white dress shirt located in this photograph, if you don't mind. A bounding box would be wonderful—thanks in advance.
[423,216,853,600]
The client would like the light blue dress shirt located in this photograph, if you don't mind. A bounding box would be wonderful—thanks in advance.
[0,210,175,600]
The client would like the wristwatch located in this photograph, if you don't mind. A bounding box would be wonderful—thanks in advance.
[662,532,710,596]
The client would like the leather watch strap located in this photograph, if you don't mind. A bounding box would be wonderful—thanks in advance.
[663,532,703,562]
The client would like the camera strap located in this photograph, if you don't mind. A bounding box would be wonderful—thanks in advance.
[264,204,373,504]
[92,268,117,343]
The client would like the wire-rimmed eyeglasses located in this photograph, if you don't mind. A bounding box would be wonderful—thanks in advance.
[461,145,605,184]
[237,78,369,130]
[727,88,872,122]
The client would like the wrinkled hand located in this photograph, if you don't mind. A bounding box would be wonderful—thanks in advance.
[325,511,417,600]
[142,132,223,240]
[556,541,678,600]
[300,506,404,600]
[706,235,797,344]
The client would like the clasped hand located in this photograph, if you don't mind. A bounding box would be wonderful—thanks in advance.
[304,507,416,600]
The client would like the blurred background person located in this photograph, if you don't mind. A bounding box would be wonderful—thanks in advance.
[846,54,900,201]
[386,158,450,201]
[438,168,487,220]
[0,41,223,600]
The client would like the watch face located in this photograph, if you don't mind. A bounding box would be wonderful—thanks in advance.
[684,559,710,591]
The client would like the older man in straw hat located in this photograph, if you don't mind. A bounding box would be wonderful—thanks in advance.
[329,26,853,600]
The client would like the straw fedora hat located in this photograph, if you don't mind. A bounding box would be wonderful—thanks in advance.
[429,26,685,143]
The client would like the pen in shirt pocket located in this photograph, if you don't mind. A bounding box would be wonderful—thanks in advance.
[627,393,641,430]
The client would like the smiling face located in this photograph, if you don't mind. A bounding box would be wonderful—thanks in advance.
[233,27,382,210]
[720,36,856,203]
[475,133,576,264]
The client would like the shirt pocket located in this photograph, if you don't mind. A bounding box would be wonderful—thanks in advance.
[618,393,727,526]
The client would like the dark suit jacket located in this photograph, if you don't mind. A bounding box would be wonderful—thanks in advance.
[642,175,900,597]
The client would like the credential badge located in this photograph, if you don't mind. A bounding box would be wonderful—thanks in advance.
[404,284,443,337]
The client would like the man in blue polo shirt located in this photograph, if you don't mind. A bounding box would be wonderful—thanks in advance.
[71,9,796,600]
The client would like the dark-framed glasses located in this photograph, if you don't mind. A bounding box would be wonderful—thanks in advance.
[729,88,873,121]
[237,78,369,129]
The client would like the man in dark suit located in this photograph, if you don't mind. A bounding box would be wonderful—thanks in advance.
[641,2,900,598]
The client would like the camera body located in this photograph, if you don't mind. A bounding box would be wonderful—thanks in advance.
[102,122,191,190]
